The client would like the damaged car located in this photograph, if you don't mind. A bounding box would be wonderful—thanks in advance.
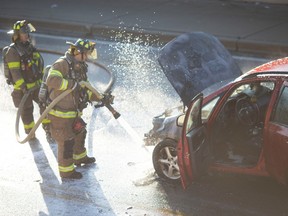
[145,32,288,187]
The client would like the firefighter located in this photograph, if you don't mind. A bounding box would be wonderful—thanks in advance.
[46,38,103,179]
[4,20,53,143]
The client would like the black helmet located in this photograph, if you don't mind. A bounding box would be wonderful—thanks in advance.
[66,38,97,59]
[7,20,36,42]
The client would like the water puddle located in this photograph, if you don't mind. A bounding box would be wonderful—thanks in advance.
[132,170,157,187]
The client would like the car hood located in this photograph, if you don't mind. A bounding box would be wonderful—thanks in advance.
[158,32,242,106]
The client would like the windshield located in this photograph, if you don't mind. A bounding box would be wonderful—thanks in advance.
[200,79,231,121]
[202,96,220,121]
[185,96,202,133]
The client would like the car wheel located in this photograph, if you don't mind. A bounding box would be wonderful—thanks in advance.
[152,139,180,183]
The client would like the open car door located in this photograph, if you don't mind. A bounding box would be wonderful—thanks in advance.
[264,81,288,186]
[178,93,210,189]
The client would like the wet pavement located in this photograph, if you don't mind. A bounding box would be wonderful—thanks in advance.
[0,32,180,216]
[1,28,287,216]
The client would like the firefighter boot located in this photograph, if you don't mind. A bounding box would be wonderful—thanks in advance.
[74,156,96,166]
[62,171,83,180]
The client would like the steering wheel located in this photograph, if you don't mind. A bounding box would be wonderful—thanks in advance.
[235,97,259,126]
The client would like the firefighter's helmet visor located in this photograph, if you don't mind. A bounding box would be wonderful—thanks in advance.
[87,48,97,60]
[27,23,36,32]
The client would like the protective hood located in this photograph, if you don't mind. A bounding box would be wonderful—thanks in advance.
[158,32,242,106]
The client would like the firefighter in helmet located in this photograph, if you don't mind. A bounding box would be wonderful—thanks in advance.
[4,20,53,143]
[46,38,103,179]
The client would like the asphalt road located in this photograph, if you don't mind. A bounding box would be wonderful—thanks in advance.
[0,31,287,216]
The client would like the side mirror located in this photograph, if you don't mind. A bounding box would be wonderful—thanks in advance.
[176,114,185,127]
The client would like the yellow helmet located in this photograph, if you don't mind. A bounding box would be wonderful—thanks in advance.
[7,20,36,42]
[66,38,97,60]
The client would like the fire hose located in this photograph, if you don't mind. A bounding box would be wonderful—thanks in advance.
[15,81,120,144]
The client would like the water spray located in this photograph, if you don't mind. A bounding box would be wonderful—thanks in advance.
[88,84,148,151]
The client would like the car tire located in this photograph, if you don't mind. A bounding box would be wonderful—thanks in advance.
[152,139,180,183]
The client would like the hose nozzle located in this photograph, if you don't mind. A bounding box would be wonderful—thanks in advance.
[106,104,121,119]
[80,81,121,119]
[94,91,121,119]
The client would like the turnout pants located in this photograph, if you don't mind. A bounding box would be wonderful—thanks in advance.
[48,115,88,178]
[12,88,50,134]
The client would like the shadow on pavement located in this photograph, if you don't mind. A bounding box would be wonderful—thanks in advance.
[28,138,117,216]
[156,173,288,216]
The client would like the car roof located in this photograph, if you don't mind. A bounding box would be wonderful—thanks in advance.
[244,57,288,77]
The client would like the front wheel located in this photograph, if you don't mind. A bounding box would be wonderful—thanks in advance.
[152,139,180,183]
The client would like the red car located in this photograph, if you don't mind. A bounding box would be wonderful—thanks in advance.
[147,33,288,188]
[178,57,288,188]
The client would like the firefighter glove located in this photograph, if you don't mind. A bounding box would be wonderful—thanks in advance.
[102,92,114,105]
[79,80,89,88]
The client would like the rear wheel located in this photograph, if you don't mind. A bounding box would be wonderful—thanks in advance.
[152,139,180,183]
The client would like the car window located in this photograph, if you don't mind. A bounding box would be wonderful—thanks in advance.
[214,81,274,128]
[271,86,288,126]
[202,96,220,120]
[261,82,275,91]
[229,81,274,99]
[231,84,249,96]
[186,98,202,133]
